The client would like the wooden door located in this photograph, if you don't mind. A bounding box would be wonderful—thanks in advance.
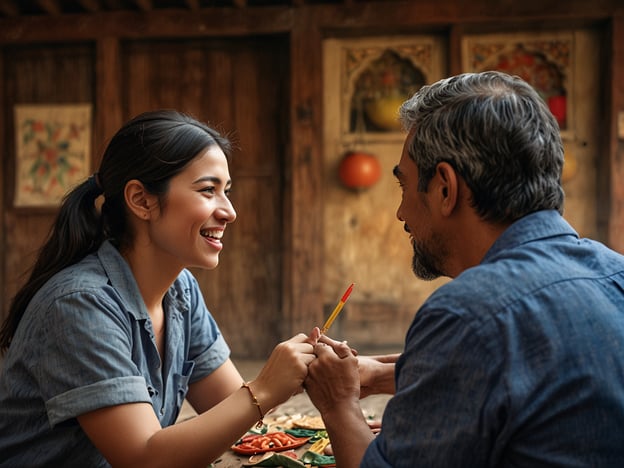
[122,36,288,358]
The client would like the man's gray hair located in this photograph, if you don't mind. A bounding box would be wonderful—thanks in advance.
[399,71,564,223]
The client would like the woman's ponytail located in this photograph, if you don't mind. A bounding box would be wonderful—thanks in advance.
[0,176,104,351]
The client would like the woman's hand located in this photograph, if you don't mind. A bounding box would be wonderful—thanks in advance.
[250,328,320,412]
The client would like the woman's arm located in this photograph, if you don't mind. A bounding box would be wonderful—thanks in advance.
[185,358,242,414]
[78,333,317,467]
[78,388,263,468]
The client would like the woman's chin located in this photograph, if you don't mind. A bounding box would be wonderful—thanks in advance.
[192,255,220,271]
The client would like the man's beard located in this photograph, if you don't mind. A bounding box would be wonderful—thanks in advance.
[411,234,446,280]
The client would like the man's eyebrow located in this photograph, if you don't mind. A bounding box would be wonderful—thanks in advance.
[392,165,402,178]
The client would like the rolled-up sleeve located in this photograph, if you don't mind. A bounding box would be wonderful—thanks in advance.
[46,376,150,427]
[38,291,150,426]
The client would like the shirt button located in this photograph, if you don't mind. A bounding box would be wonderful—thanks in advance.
[160,408,165,416]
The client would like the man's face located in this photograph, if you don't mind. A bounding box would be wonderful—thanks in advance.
[393,131,447,280]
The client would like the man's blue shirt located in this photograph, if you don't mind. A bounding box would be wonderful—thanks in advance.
[0,240,230,466]
[363,210,624,467]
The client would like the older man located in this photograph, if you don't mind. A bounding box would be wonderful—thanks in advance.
[305,71,624,467]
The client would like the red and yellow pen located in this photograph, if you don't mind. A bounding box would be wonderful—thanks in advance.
[321,283,354,334]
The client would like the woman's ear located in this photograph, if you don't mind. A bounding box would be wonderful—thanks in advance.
[124,179,157,220]
[435,162,459,217]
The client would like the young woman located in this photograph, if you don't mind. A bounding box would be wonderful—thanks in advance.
[0,110,319,467]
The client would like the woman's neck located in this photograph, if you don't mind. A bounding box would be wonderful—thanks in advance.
[120,244,181,314]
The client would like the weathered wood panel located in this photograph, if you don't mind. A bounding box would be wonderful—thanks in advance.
[0,1,620,45]
[283,12,325,336]
[95,37,123,151]
[2,43,95,316]
[607,13,624,253]
[0,8,294,43]
[0,51,4,318]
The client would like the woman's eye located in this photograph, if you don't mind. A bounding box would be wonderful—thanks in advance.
[225,188,232,197]
[200,186,216,195]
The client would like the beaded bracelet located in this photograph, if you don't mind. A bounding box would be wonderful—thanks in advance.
[241,382,265,429]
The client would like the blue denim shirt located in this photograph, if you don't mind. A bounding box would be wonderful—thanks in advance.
[363,210,624,467]
[0,240,230,467]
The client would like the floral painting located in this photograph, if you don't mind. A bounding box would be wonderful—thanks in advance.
[14,104,92,208]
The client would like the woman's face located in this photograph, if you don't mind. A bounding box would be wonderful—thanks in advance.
[146,145,237,271]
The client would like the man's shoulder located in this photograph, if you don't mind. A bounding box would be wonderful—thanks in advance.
[422,235,624,323]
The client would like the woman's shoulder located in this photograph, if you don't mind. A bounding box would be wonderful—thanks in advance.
[34,253,111,304]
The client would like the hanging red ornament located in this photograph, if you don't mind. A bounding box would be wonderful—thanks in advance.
[338,151,382,190]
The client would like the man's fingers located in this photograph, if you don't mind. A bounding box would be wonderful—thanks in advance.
[313,342,332,356]
[314,340,353,359]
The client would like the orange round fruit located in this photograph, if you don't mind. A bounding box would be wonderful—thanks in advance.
[338,151,382,190]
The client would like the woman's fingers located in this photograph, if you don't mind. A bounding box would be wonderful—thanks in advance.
[307,327,321,345]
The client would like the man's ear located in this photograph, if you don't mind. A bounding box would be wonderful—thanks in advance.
[124,179,157,220]
[435,162,458,217]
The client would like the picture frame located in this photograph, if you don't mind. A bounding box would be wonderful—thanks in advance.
[461,31,575,139]
[324,35,447,146]
[13,103,92,209]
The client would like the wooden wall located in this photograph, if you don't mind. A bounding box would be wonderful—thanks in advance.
[2,42,96,326]
[1,0,623,357]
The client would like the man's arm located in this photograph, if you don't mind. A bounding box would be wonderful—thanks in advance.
[358,353,399,397]
[305,337,377,468]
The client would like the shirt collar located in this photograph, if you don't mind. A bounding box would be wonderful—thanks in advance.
[96,240,150,321]
[482,210,579,264]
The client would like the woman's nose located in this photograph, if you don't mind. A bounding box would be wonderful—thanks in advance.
[218,197,237,223]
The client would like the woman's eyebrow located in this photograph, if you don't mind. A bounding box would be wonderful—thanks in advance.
[193,176,231,186]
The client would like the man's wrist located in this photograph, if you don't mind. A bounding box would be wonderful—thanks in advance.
[373,362,396,394]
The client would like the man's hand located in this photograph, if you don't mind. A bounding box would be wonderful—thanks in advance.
[305,334,360,413]
[358,353,399,398]
[304,335,375,468]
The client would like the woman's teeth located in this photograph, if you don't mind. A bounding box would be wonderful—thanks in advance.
[200,229,223,239]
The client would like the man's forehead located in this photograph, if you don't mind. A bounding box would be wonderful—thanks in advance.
[400,128,416,157]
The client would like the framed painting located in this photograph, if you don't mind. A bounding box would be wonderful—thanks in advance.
[13,103,92,208]
[461,31,574,139]
[324,35,447,145]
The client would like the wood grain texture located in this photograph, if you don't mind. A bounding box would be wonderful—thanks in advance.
[2,42,94,316]
[606,13,624,252]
